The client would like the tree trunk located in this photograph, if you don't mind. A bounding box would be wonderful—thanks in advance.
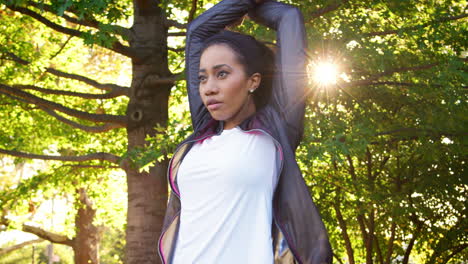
[74,188,100,264]
[402,234,416,264]
[333,200,355,264]
[366,209,375,264]
[125,0,172,263]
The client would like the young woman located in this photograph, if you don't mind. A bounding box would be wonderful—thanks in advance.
[158,0,332,263]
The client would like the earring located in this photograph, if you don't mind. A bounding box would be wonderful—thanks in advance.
[249,89,255,94]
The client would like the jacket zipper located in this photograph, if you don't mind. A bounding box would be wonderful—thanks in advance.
[158,127,301,264]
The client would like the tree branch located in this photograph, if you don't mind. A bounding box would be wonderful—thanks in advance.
[345,81,443,88]
[7,5,81,37]
[361,13,468,38]
[165,19,187,29]
[427,215,466,264]
[188,0,198,22]
[385,222,397,264]
[14,84,125,99]
[0,239,44,255]
[45,68,129,95]
[22,224,74,246]
[333,199,355,264]
[42,108,125,133]
[168,47,185,52]
[442,244,468,264]
[162,73,184,83]
[365,209,375,264]
[374,232,383,264]
[0,83,127,125]
[359,62,440,81]
[0,148,121,164]
[2,52,130,96]
[346,155,357,181]
[49,32,74,61]
[168,31,186,37]
[309,0,349,20]
[357,214,369,250]
[342,57,466,87]
[344,59,461,86]
[402,231,417,264]
[333,253,345,264]
[375,128,467,138]
[366,147,372,180]
[373,155,390,179]
[78,188,93,208]
[403,213,423,264]
[138,73,184,87]
[6,5,136,58]
[26,1,131,38]
[0,218,73,247]
[63,164,120,169]
[1,52,29,65]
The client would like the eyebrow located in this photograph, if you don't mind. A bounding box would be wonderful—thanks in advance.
[199,64,232,73]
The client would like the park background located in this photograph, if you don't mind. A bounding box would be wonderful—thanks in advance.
[0,0,466,263]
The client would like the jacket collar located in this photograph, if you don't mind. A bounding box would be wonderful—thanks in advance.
[195,106,272,140]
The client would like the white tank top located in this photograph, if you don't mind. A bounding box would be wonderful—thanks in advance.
[172,126,278,264]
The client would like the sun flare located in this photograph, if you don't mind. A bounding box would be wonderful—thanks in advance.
[310,61,339,86]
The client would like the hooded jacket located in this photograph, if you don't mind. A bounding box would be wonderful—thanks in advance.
[158,0,332,263]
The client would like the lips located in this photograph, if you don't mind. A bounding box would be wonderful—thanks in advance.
[206,99,222,111]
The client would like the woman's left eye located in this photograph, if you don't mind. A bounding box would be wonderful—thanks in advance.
[217,71,228,78]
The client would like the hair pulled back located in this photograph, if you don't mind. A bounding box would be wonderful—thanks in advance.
[201,30,275,110]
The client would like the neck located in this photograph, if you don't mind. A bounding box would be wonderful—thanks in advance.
[224,96,256,130]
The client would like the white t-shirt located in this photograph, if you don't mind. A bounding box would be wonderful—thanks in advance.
[172,126,278,264]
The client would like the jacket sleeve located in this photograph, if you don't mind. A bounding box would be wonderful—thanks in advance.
[249,1,308,149]
[185,0,256,131]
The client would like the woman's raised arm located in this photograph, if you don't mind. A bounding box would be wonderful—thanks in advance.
[249,1,308,149]
[185,0,256,131]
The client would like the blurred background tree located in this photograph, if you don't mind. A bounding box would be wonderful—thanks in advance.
[0,0,465,263]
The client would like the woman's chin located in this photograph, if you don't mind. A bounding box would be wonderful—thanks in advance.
[210,114,226,121]
[209,112,230,122]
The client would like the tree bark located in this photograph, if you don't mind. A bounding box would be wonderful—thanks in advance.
[402,234,417,264]
[373,232,383,264]
[384,222,396,264]
[365,148,375,264]
[125,0,172,263]
[365,209,374,264]
[402,216,422,264]
[73,188,100,264]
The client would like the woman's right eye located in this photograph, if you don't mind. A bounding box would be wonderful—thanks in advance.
[198,75,207,82]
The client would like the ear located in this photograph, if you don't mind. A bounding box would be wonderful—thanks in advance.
[247,73,262,92]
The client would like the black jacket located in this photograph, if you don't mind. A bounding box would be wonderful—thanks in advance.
[158,1,332,263]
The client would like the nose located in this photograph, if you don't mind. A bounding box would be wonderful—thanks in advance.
[202,78,218,96]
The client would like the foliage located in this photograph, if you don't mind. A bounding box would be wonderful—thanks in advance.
[0,0,466,263]
[99,227,125,264]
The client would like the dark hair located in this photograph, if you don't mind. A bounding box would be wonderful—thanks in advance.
[201,30,275,110]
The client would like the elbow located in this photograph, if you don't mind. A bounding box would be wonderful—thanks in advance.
[186,16,204,40]
[280,6,304,24]
[186,20,196,37]
[186,20,196,40]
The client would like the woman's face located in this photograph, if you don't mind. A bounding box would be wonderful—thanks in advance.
[199,44,260,129]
